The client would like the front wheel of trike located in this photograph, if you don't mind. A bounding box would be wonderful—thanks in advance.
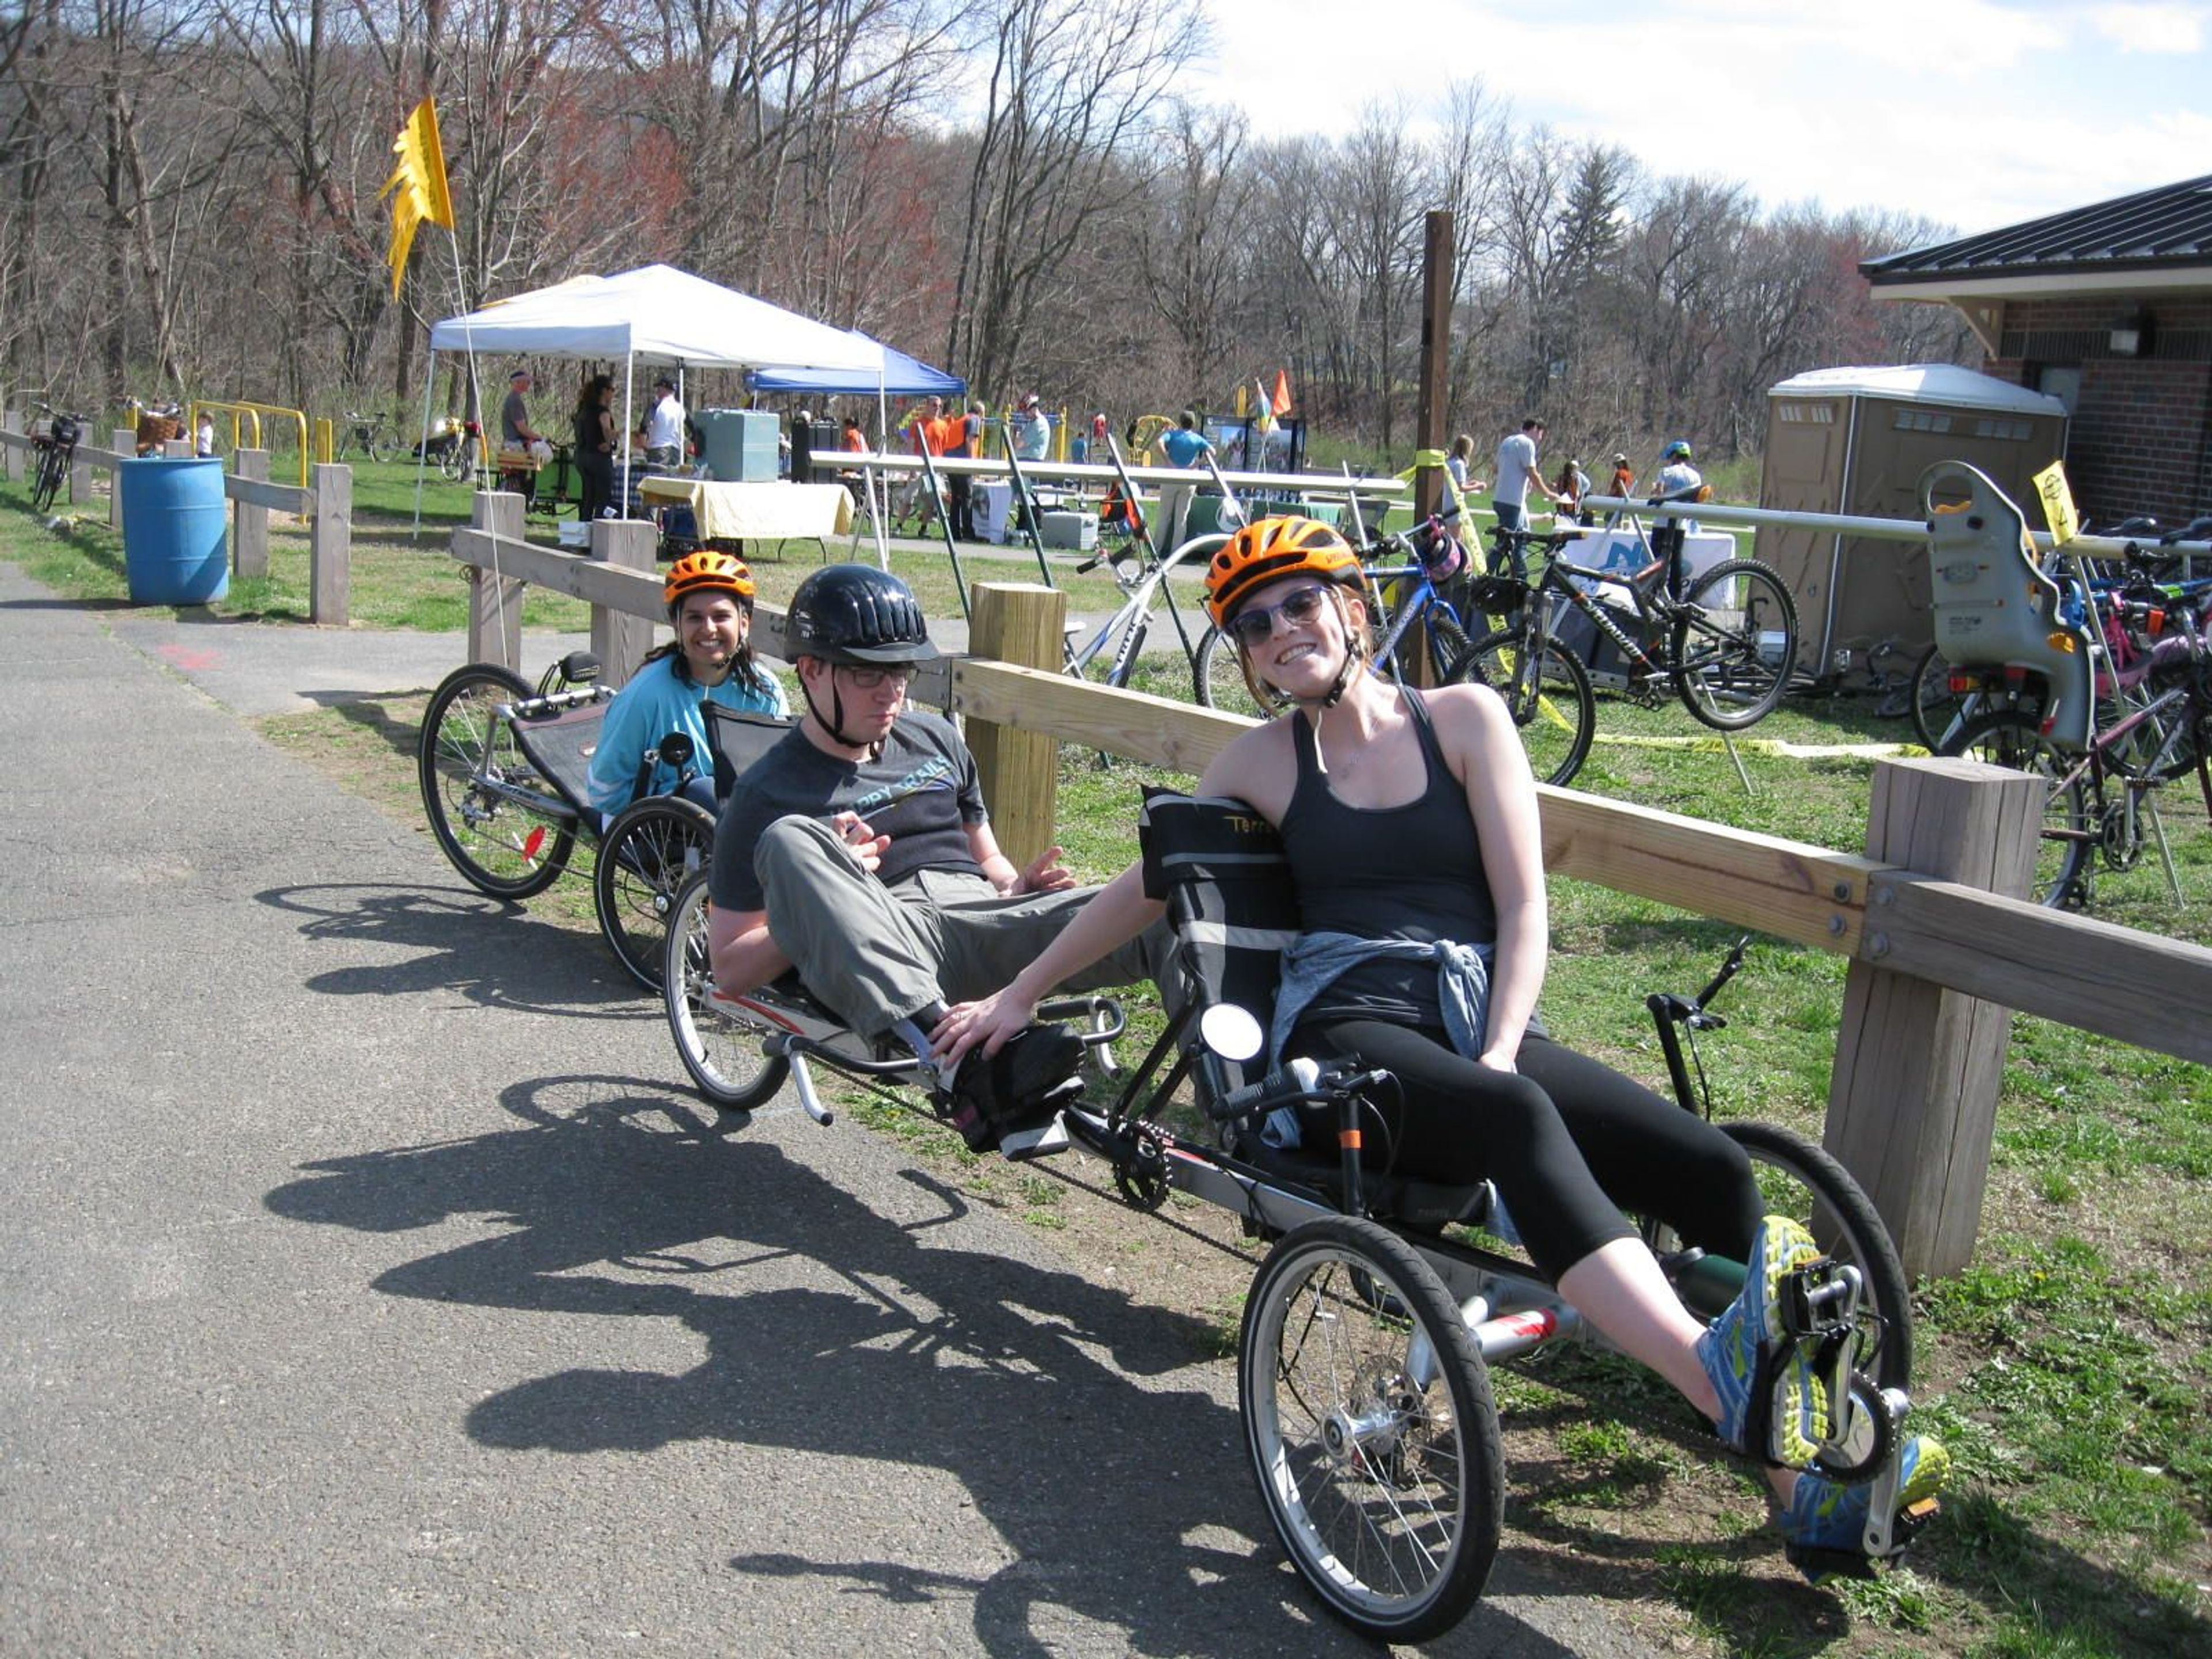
[663,873,791,1112]
[418,663,575,899]
[1239,1214,1503,1643]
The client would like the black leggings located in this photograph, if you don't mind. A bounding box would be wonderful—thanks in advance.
[1292,1018,1762,1280]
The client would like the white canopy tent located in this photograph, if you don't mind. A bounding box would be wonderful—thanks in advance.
[422,264,889,517]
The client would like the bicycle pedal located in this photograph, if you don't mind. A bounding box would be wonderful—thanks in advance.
[1779,1259,1861,1340]
[999,1113,1072,1162]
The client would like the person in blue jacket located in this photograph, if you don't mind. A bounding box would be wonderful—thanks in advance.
[586,550,787,823]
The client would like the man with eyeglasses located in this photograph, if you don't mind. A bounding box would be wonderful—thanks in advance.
[706,564,1171,1157]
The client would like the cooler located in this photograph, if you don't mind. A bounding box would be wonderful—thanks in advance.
[1040,510,1097,551]
[695,409,779,482]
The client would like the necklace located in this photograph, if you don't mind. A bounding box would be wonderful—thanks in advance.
[1309,688,1402,779]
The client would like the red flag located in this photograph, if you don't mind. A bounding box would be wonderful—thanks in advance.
[1270,370,1291,416]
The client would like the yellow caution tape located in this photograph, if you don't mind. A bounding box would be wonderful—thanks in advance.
[1588,732,1926,759]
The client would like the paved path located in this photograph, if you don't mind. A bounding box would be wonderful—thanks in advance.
[1,564,1661,1656]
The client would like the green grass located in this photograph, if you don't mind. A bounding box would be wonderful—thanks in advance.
[8,464,2210,1657]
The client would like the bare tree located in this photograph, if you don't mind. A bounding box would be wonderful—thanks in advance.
[942,0,1204,398]
[1139,101,1252,400]
[1430,79,1508,435]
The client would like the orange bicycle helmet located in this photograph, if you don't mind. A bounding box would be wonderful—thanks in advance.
[664,549,756,611]
[1204,516,1360,628]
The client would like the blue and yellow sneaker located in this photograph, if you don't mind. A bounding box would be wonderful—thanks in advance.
[1783,1434,1950,1582]
[1694,1214,1828,1464]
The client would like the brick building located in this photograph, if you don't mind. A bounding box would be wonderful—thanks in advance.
[1862,176,2212,528]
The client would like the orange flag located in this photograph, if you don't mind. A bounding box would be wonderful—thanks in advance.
[1270,370,1291,416]
[380,98,455,298]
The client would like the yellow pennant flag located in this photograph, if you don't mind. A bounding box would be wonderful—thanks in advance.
[380,98,455,298]
[2031,459,2079,546]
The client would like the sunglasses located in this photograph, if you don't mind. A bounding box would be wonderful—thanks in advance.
[1227,585,1331,649]
[839,664,914,691]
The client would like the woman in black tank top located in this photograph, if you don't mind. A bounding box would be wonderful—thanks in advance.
[933,516,1949,1574]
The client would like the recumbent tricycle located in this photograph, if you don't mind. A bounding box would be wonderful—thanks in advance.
[419,653,720,991]
[660,720,1933,1644]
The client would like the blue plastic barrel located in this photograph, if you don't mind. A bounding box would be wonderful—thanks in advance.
[119,456,229,605]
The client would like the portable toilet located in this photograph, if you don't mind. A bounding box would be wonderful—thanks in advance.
[1753,364,2067,685]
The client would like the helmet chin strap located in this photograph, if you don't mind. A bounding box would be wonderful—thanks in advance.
[1319,585,1365,708]
[800,668,882,756]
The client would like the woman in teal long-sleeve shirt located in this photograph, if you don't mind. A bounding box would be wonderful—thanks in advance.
[586,550,785,823]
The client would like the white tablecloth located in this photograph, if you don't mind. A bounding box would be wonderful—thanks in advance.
[638,477,854,540]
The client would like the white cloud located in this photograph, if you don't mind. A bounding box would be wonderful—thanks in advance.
[1193,0,2194,232]
[2088,3,2206,51]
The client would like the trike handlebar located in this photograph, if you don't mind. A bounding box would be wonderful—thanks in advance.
[1208,1056,1392,1123]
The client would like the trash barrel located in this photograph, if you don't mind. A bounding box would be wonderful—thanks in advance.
[119,456,229,605]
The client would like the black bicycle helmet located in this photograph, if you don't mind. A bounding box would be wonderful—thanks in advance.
[786,564,941,666]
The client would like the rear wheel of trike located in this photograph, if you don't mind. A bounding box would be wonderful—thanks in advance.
[1240,1214,1503,1643]
[595,795,716,991]
[1646,1120,1913,1395]
[418,664,575,899]
[663,873,790,1112]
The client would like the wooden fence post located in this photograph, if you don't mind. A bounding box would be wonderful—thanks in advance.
[308,462,351,626]
[467,492,526,672]
[232,450,269,578]
[966,581,1066,869]
[1,412,18,482]
[109,429,134,528]
[588,516,658,690]
[1826,755,2046,1279]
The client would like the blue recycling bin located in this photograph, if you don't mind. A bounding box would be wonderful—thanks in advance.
[119,456,228,605]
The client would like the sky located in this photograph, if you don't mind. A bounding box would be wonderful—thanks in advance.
[1194,0,2211,245]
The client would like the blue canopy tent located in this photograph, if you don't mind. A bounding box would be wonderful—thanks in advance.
[747,334,964,400]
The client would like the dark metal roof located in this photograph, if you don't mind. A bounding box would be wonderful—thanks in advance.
[1862,175,2212,283]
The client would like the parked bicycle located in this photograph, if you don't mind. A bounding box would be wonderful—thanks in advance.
[1062,528,1225,698]
[415,416,482,480]
[130,398,184,456]
[1911,516,2212,752]
[1919,460,2212,908]
[1943,581,2212,907]
[1478,494,1798,739]
[28,402,85,514]
[338,410,396,464]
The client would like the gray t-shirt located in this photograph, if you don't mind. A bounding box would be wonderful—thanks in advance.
[500,388,532,445]
[710,713,987,913]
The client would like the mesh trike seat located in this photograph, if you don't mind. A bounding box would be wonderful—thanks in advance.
[504,697,607,820]
[1135,791,1493,1230]
[1138,790,1298,1101]
[703,704,796,804]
